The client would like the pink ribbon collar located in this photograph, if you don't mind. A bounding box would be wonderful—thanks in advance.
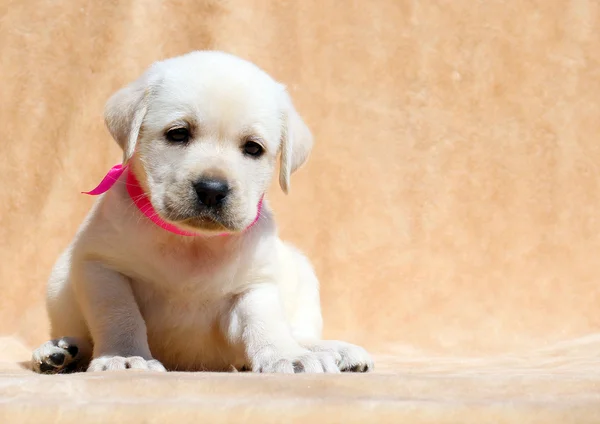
[83,164,262,237]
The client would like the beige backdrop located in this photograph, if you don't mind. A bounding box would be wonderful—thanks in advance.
[1,1,600,422]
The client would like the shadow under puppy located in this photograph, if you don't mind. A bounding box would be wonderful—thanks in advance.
[31,51,373,374]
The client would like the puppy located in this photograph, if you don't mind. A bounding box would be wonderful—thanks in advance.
[31,51,373,374]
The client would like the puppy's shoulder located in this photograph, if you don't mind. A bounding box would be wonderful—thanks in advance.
[71,181,137,258]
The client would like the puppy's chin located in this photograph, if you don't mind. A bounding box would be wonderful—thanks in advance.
[160,209,248,235]
[178,216,237,234]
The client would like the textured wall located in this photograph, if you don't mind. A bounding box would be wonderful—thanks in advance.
[1,0,600,358]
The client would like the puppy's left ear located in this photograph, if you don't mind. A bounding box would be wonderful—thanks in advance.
[104,69,158,164]
[279,87,313,194]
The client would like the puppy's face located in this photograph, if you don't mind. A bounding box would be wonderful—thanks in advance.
[104,51,313,234]
[135,67,282,233]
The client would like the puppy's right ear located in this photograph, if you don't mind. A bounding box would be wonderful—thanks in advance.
[104,70,156,164]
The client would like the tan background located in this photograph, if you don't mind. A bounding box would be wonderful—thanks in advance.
[1,0,600,422]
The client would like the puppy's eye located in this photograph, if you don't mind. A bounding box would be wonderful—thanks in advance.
[243,141,264,157]
[166,128,190,143]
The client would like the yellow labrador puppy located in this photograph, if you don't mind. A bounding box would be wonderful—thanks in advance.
[31,51,373,374]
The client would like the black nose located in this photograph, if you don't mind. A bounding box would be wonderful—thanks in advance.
[193,178,229,208]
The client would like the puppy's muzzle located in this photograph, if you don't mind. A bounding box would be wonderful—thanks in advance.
[193,178,230,209]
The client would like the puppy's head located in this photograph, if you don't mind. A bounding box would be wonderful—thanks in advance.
[104,51,312,234]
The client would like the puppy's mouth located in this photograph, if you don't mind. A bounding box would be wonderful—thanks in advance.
[160,201,240,233]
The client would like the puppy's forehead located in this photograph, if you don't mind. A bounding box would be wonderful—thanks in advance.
[147,52,283,140]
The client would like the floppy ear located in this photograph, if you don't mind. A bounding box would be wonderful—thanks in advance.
[104,71,155,164]
[279,87,314,194]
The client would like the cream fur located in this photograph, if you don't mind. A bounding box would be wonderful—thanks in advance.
[31,51,372,374]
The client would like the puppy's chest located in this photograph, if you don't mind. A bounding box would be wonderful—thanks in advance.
[126,240,246,318]
[131,276,227,330]
[131,239,239,289]
[128,255,236,342]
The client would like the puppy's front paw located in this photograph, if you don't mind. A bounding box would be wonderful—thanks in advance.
[32,337,90,374]
[88,356,166,372]
[251,348,340,374]
[304,340,374,372]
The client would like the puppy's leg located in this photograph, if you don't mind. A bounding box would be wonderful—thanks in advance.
[284,246,374,373]
[73,260,166,372]
[222,285,339,373]
[31,249,94,374]
[32,337,92,374]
